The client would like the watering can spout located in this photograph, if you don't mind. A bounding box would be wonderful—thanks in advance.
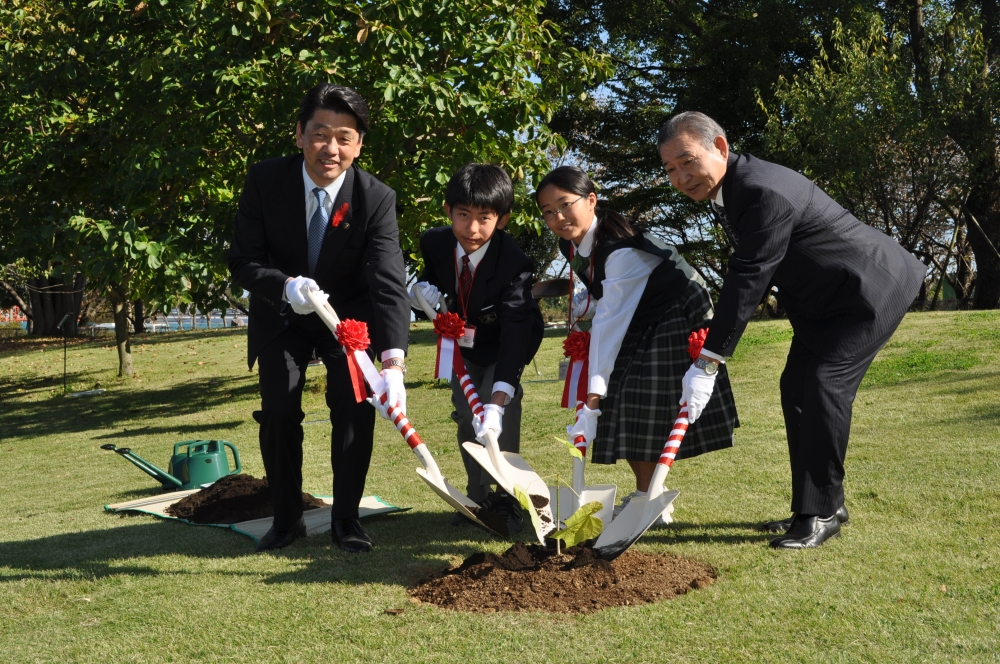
[100,443,184,488]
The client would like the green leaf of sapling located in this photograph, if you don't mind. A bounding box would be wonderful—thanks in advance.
[548,501,604,548]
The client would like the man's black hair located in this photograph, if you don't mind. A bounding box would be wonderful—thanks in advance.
[298,83,370,136]
[445,163,514,217]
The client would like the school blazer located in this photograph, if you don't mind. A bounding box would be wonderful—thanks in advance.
[704,153,925,362]
[228,156,410,368]
[418,227,544,386]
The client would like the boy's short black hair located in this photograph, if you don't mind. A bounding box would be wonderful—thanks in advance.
[445,163,514,217]
[298,83,370,136]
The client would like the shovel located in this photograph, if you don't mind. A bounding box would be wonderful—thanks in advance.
[413,290,557,542]
[593,405,688,560]
[302,287,503,536]
[548,411,617,530]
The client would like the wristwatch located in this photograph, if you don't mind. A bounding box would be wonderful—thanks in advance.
[694,357,719,375]
[382,358,406,374]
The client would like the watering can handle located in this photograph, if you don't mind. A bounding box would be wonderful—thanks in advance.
[223,442,242,476]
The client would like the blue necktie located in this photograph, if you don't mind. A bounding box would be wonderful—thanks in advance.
[308,187,329,275]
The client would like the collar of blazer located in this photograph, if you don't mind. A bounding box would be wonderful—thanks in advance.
[434,229,503,321]
[284,159,358,276]
[719,151,740,210]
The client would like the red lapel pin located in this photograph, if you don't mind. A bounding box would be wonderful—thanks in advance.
[331,202,350,228]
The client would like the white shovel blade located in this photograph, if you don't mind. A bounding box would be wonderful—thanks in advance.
[547,484,617,531]
[414,467,502,535]
[594,489,680,560]
[460,442,556,542]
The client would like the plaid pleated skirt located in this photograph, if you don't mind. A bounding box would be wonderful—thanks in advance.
[592,279,739,465]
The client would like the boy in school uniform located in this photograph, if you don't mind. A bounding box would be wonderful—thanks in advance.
[411,163,544,533]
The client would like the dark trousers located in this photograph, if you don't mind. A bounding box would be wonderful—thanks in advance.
[256,324,375,529]
[451,359,523,503]
[779,322,901,516]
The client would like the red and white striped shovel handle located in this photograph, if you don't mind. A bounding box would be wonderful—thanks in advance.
[659,404,690,468]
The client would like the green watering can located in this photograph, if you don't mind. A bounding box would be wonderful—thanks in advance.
[101,440,242,491]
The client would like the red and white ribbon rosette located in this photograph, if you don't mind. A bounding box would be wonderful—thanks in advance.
[561,329,590,409]
[335,318,372,403]
[334,318,422,449]
[433,311,465,380]
[687,327,708,361]
[432,311,484,422]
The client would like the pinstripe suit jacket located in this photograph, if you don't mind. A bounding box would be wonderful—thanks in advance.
[703,153,925,362]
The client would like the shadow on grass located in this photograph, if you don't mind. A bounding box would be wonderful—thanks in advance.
[0,328,248,357]
[0,510,494,588]
[93,421,245,439]
[643,520,774,546]
[1,376,259,440]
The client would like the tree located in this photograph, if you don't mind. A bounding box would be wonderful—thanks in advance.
[761,18,965,303]
[0,0,610,375]
[542,0,877,291]
[889,0,1000,307]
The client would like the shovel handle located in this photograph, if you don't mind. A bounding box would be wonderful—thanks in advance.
[658,405,690,468]
[302,288,423,450]
[413,288,439,322]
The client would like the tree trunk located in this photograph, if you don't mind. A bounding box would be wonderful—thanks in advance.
[72,274,86,335]
[967,203,1000,308]
[133,299,145,334]
[39,276,55,336]
[109,286,134,377]
[27,277,42,335]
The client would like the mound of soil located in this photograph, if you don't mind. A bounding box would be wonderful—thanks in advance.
[409,541,715,614]
[165,474,326,524]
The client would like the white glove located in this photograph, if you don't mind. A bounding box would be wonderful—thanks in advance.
[284,276,326,315]
[571,291,595,320]
[380,367,406,419]
[680,362,718,423]
[409,281,442,314]
[474,403,504,442]
[567,404,601,445]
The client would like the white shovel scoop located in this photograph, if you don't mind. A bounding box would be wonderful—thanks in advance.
[414,289,556,542]
[593,405,688,560]
[548,432,617,531]
[303,287,503,536]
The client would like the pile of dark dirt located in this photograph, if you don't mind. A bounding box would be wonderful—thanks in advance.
[165,474,326,524]
[409,541,715,614]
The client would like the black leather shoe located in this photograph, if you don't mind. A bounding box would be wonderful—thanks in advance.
[761,505,849,533]
[769,514,841,549]
[256,518,306,552]
[332,518,373,553]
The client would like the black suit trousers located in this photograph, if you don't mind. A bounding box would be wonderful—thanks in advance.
[779,320,901,515]
[255,322,375,529]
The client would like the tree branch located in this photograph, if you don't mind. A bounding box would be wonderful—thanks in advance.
[0,280,31,318]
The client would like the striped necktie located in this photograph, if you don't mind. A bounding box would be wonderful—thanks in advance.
[713,202,738,248]
[459,255,474,305]
[308,188,329,275]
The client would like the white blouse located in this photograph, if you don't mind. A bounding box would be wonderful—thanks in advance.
[573,217,662,396]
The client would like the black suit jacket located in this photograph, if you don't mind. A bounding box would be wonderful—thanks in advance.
[704,153,925,361]
[228,156,409,368]
[418,227,543,386]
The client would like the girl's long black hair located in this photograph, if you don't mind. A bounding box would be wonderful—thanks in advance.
[534,166,640,251]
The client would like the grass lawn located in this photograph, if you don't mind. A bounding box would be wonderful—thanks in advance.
[1,311,998,662]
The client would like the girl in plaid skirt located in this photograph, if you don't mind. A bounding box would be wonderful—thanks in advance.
[536,166,739,521]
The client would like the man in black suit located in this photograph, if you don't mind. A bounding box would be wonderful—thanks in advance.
[228,84,410,554]
[412,164,544,531]
[660,111,925,548]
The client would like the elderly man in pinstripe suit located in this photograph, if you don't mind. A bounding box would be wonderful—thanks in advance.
[659,111,925,549]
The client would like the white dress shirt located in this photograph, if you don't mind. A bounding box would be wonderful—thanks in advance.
[454,239,514,399]
[300,165,402,362]
[576,215,664,396]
